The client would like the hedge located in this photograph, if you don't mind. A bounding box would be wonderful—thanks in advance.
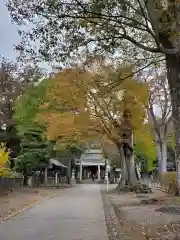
[159,172,177,194]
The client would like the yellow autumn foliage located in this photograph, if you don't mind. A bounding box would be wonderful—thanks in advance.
[134,123,156,170]
[0,143,11,177]
[38,65,148,148]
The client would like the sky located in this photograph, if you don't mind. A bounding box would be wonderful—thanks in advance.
[0,0,20,60]
[0,1,162,117]
[0,1,51,71]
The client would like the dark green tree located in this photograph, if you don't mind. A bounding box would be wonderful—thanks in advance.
[0,59,44,169]
[16,125,55,184]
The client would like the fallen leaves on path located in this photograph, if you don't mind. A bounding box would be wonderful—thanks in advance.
[110,190,180,239]
[0,188,58,223]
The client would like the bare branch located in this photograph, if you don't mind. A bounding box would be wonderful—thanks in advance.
[106,57,165,93]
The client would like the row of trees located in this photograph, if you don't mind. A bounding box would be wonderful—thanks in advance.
[14,59,171,187]
[0,59,83,183]
[6,0,180,191]
[0,59,50,179]
[0,57,174,188]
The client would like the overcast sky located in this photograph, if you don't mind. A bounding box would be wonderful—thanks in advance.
[0,0,20,60]
[0,1,51,71]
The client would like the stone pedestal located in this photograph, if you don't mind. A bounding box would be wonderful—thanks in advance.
[70,169,76,184]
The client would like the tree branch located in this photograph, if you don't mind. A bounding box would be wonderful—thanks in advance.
[106,57,165,93]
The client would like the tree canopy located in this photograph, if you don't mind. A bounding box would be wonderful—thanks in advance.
[14,63,150,186]
[14,78,51,134]
[36,65,149,151]
[15,63,148,149]
[16,124,54,175]
[7,0,173,65]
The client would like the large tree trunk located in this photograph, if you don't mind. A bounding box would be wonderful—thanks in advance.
[118,156,126,189]
[126,133,138,185]
[117,152,138,189]
[126,153,138,185]
[115,138,138,190]
[115,143,126,190]
[156,140,167,173]
[166,54,180,194]
[147,110,167,174]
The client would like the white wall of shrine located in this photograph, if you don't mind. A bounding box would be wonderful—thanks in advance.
[75,149,110,181]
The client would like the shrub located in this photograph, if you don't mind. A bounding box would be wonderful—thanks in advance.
[0,143,12,177]
[0,143,9,168]
[10,171,23,179]
[129,183,152,193]
[160,172,177,193]
[0,168,12,177]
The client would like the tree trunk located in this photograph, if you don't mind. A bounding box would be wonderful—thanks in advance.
[67,157,72,184]
[23,172,28,186]
[126,132,138,185]
[23,167,28,186]
[115,143,126,190]
[156,140,167,173]
[147,110,167,174]
[161,141,167,173]
[44,167,48,186]
[117,152,138,189]
[119,150,126,189]
[166,54,180,194]
[126,153,138,185]
[115,137,137,190]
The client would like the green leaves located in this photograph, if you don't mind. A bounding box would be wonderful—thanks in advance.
[16,124,55,173]
[89,0,106,14]
[134,124,156,171]
[7,0,158,64]
[14,78,51,134]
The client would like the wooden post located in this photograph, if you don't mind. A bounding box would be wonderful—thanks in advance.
[44,167,48,186]
[80,161,83,181]
[98,163,101,181]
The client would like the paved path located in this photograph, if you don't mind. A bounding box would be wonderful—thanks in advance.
[0,184,108,240]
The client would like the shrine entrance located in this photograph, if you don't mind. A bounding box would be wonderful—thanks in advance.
[75,148,110,181]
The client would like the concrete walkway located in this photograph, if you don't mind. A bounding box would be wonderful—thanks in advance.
[0,184,108,240]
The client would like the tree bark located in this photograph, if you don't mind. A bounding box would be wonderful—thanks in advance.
[23,172,28,186]
[115,143,126,190]
[166,54,180,194]
[147,110,167,174]
[126,153,138,185]
[67,156,72,184]
[115,139,138,190]
[44,167,48,186]
[119,149,126,189]
[126,132,138,185]
[156,140,167,173]
[160,141,167,173]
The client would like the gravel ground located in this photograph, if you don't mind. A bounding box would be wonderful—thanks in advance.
[105,188,180,240]
[101,190,122,240]
[101,191,121,240]
[101,189,145,240]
